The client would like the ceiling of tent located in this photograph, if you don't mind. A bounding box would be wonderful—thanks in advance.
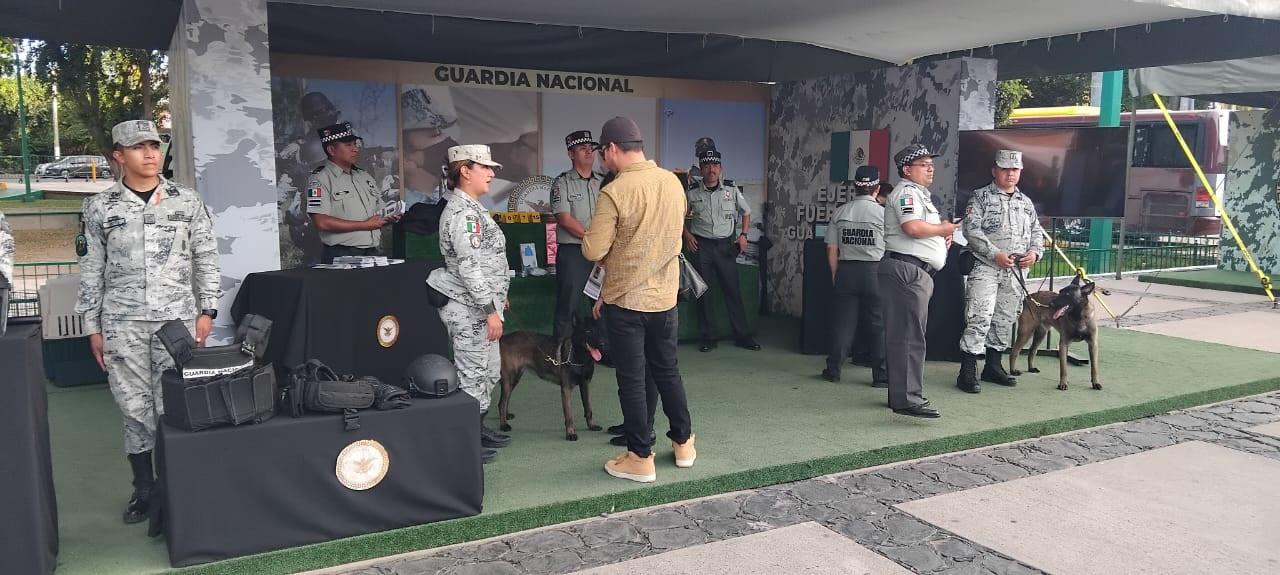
[2,0,1278,82]
[278,0,1278,64]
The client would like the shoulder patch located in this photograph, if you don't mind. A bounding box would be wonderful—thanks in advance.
[464,213,481,235]
[307,184,324,208]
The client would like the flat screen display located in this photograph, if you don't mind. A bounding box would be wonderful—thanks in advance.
[957,127,1128,218]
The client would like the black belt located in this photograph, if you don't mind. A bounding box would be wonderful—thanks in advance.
[886,252,936,277]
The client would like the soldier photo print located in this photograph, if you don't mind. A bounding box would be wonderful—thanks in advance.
[271,77,399,268]
[399,84,539,211]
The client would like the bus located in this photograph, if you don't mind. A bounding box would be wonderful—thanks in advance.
[1009,106,1228,236]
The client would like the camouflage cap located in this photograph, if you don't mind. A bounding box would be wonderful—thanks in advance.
[995,149,1023,169]
[401,88,458,132]
[694,136,717,156]
[447,144,503,169]
[112,120,163,147]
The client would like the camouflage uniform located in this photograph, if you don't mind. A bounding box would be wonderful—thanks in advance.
[960,183,1045,355]
[76,178,221,454]
[0,210,14,285]
[427,189,510,412]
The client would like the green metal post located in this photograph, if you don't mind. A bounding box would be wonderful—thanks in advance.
[15,43,34,202]
[1089,70,1124,272]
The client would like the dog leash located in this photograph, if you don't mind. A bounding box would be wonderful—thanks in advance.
[542,338,581,368]
[1009,258,1051,308]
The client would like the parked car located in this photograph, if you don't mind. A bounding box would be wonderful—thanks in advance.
[45,156,113,181]
[34,162,54,179]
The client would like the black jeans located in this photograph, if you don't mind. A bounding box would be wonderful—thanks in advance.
[690,236,750,341]
[321,244,381,264]
[605,304,691,457]
[553,244,592,339]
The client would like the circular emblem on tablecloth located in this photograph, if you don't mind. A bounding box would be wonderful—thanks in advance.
[377,315,400,348]
[335,439,390,491]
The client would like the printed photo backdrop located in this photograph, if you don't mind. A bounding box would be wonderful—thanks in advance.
[399,84,539,211]
[272,77,398,268]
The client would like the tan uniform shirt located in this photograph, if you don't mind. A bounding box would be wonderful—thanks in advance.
[305,160,382,248]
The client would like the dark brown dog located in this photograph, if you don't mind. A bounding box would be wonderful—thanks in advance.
[1009,275,1102,391]
[497,319,604,441]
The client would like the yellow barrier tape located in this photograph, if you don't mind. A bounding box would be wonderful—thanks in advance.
[1152,94,1275,304]
[1039,230,1119,321]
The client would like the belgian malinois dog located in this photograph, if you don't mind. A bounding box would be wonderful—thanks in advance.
[1009,275,1102,391]
[497,318,605,441]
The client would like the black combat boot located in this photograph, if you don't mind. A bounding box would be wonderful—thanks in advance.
[956,353,981,394]
[480,411,510,448]
[981,347,1018,386]
[123,451,154,524]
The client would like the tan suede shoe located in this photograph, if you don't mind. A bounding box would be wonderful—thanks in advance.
[673,434,696,468]
[604,451,657,483]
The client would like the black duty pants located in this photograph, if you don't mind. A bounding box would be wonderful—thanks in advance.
[605,304,691,457]
[690,235,749,341]
[826,260,886,377]
[553,244,592,339]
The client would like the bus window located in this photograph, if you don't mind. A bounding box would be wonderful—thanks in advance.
[1132,123,1200,168]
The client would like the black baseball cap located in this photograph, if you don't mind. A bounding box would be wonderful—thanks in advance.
[599,116,643,148]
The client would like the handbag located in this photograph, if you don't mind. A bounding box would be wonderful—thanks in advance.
[677,253,708,301]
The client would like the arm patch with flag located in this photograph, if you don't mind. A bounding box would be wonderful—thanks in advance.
[899,194,916,216]
[307,186,323,208]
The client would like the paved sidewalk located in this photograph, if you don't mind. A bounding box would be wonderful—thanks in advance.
[322,392,1280,575]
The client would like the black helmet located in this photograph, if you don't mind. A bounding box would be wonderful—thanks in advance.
[402,354,459,398]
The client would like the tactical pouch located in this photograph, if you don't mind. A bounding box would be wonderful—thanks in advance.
[158,314,277,432]
[286,360,378,430]
[425,283,450,308]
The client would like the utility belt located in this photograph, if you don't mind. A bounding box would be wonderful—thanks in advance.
[886,252,937,277]
[283,359,411,431]
[156,314,276,432]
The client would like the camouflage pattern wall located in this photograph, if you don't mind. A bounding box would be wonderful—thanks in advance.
[766,58,997,316]
[1221,110,1280,276]
[168,0,281,341]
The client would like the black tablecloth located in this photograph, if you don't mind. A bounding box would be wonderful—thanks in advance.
[800,239,967,361]
[230,260,450,385]
[157,392,483,567]
[0,324,59,574]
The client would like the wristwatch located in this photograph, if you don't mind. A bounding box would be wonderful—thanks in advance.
[200,309,218,319]
[482,303,497,315]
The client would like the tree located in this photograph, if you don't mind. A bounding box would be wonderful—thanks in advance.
[29,43,167,158]
[995,79,1031,127]
[1019,73,1091,108]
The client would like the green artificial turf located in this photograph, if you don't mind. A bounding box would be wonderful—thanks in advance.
[47,318,1280,574]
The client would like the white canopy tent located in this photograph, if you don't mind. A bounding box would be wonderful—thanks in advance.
[290,0,1280,64]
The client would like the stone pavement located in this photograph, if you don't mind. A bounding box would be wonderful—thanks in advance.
[321,392,1280,575]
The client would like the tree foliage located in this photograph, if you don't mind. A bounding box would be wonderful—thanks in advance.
[995,79,1031,127]
[27,42,167,157]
